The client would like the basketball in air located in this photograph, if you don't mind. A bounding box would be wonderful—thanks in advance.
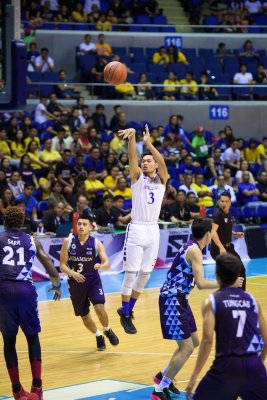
[104,61,127,86]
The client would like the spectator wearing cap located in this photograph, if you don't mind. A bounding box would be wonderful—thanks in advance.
[15,182,38,220]
[244,138,261,165]
[95,194,116,228]
[34,47,55,73]
[191,125,210,168]
[238,171,260,206]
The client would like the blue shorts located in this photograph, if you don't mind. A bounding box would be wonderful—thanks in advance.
[68,274,105,317]
[159,294,197,340]
[194,355,267,400]
[0,280,41,337]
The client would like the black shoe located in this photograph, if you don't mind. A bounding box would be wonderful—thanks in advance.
[96,335,106,351]
[153,372,180,395]
[117,307,137,334]
[150,388,170,400]
[104,328,119,346]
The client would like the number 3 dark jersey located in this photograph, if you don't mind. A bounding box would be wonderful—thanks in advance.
[67,233,98,277]
[210,287,264,357]
[0,229,36,281]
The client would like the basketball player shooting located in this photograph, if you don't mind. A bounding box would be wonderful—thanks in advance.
[117,124,168,334]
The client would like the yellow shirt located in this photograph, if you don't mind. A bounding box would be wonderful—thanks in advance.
[112,188,132,199]
[153,52,169,64]
[0,140,11,158]
[25,137,40,150]
[84,179,105,199]
[40,149,61,164]
[109,136,125,153]
[71,11,88,22]
[244,147,260,164]
[257,144,267,160]
[11,142,26,159]
[96,20,112,31]
[104,175,116,189]
[27,151,41,169]
[39,177,51,199]
[180,79,198,94]
[96,43,112,56]
[115,82,135,93]
[191,183,213,207]
[177,51,187,64]
[163,79,180,93]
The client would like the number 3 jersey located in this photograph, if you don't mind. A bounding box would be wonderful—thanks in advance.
[67,234,99,277]
[131,173,165,223]
[210,287,264,357]
[0,229,36,281]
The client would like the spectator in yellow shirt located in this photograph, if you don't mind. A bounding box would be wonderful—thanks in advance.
[39,139,62,167]
[112,177,132,199]
[115,81,136,99]
[162,72,180,100]
[84,169,106,201]
[104,165,121,190]
[96,14,112,31]
[257,137,267,163]
[191,173,214,208]
[71,2,88,22]
[96,33,112,56]
[110,132,126,153]
[167,45,189,66]
[244,138,261,165]
[180,71,198,100]
[152,46,169,66]
[11,130,26,160]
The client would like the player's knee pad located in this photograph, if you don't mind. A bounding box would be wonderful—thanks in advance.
[133,271,151,293]
[121,271,137,296]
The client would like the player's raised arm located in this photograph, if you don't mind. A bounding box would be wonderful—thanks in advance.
[118,128,141,182]
[60,237,85,283]
[34,239,61,300]
[94,239,110,271]
[143,124,169,185]
[187,246,219,289]
[186,297,215,399]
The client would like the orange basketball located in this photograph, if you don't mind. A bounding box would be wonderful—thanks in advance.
[104,61,127,86]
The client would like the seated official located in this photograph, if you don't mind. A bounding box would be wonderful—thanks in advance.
[169,190,193,224]
[41,201,66,233]
[111,195,131,229]
[95,194,116,228]
[256,171,267,202]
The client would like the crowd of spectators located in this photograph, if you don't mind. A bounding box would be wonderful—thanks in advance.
[0,104,267,234]
[21,0,163,31]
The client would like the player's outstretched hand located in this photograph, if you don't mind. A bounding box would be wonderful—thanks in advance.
[235,276,245,288]
[48,287,61,301]
[94,263,102,270]
[143,124,150,144]
[118,128,136,140]
[70,271,86,283]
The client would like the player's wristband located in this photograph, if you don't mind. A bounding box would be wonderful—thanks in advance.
[52,282,61,289]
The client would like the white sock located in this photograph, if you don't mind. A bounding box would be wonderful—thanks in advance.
[95,329,102,337]
[103,326,110,331]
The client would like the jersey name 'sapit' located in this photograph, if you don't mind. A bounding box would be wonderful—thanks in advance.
[131,173,165,223]
[210,287,264,357]
[67,234,98,276]
[0,229,36,281]
[160,240,199,297]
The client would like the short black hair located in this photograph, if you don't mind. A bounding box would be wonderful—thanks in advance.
[191,218,212,240]
[216,253,242,285]
[219,191,231,199]
[141,150,154,160]
[103,194,113,201]
[78,213,94,224]
[113,195,124,202]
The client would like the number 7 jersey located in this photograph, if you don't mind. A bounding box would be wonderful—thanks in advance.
[131,173,165,223]
[0,229,36,281]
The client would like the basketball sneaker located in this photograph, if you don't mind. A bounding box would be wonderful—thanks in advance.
[104,329,119,346]
[150,388,170,400]
[96,335,106,351]
[153,371,180,395]
[13,386,29,400]
[30,386,43,400]
[117,307,137,334]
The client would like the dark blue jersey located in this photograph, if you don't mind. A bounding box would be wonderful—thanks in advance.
[210,287,264,357]
[160,240,200,297]
[0,229,36,282]
[67,234,98,277]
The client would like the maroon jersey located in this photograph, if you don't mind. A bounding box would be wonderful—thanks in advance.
[210,287,263,357]
[67,233,98,277]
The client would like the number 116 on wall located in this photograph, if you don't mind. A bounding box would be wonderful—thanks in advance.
[209,105,229,120]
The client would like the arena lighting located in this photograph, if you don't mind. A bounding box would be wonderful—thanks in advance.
[0,0,27,110]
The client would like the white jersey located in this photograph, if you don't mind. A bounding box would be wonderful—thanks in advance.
[131,173,165,223]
